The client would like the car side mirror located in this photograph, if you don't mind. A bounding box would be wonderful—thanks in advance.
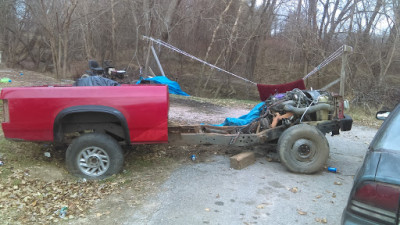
[376,111,390,120]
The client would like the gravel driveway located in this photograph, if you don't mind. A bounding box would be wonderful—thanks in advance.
[122,97,378,225]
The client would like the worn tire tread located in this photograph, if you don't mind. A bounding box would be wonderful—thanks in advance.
[66,133,124,179]
[277,124,329,174]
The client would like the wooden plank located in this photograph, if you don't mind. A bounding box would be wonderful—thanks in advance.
[230,152,255,170]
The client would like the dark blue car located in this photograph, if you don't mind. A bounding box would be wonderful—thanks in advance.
[342,104,400,224]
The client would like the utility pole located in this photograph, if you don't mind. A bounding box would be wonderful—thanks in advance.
[340,45,353,96]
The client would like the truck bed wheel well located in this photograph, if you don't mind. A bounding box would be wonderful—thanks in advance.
[54,106,130,145]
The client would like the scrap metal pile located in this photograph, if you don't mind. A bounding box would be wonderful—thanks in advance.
[240,89,335,134]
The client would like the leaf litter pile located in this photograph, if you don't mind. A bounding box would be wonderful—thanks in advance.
[0,169,120,224]
[0,143,188,224]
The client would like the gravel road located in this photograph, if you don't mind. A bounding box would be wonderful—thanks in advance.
[122,98,378,225]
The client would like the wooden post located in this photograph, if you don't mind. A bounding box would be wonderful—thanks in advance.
[340,45,353,96]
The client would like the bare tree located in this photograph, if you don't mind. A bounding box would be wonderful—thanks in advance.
[29,0,78,78]
[377,0,400,86]
[244,0,278,80]
[161,0,182,43]
[195,0,234,95]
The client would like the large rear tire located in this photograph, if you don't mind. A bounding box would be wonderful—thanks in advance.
[277,124,329,174]
[66,133,124,179]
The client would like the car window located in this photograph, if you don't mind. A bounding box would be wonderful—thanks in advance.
[372,106,400,151]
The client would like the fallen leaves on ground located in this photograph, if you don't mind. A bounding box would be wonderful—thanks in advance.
[289,187,298,193]
[0,169,120,224]
[297,209,307,215]
[256,202,270,209]
[334,181,342,185]
[315,217,328,223]
[256,204,265,209]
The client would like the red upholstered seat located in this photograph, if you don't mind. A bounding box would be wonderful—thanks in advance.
[257,79,306,101]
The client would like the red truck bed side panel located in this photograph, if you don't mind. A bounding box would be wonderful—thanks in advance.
[1,85,169,143]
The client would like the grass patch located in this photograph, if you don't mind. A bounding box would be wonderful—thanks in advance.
[347,106,384,128]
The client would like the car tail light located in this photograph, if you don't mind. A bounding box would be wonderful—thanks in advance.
[349,181,400,224]
[2,99,9,123]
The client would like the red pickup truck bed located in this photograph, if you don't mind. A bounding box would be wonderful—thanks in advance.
[1,85,169,144]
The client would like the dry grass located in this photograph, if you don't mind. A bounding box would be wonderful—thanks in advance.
[347,105,384,129]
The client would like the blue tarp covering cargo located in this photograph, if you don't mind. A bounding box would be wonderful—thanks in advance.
[137,76,189,96]
[214,102,265,126]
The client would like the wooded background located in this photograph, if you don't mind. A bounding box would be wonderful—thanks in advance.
[0,0,399,108]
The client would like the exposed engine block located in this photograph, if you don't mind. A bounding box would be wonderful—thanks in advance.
[243,89,335,134]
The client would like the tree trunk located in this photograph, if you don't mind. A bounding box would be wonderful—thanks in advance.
[245,37,260,80]
[378,2,400,86]
[361,0,383,45]
[57,35,62,78]
[62,33,68,78]
[142,0,153,65]
[203,0,244,90]
[161,0,181,43]
[195,0,234,96]
[244,0,277,80]
[111,0,117,62]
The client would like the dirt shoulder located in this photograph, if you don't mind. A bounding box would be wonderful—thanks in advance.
[0,69,73,88]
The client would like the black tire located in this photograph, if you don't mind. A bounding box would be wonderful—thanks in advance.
[66,133,124,179]
[277,124,329,174]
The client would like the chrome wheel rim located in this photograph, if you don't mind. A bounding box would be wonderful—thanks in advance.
[77,146,110,176]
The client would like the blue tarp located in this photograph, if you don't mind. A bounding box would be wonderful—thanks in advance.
[137,76,190,96]
[213,102,265,126]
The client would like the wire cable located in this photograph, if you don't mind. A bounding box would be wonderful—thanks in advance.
[143,36,257,85]
[303,46,344,80]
